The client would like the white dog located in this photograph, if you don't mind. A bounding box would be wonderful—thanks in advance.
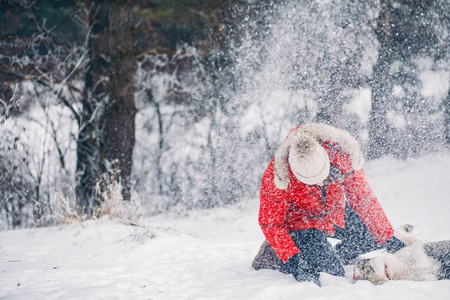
[353,225,450,285]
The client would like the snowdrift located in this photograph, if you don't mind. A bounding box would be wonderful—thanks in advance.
[1,151,450,299]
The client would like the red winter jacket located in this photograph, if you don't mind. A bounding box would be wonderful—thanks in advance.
[258,126,394,263]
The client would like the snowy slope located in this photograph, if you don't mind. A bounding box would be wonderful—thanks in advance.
[1,151,450,300]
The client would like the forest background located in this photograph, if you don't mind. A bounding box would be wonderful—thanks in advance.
[1,0,449,230]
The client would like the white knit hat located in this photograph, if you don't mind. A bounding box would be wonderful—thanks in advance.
[288,138,330,185]
[274,124,363,190]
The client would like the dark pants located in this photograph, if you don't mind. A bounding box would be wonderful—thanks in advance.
[333,202,383,263]
[288,202,383,278]
[252,202,383,278]
[424,241,450,280]
[289,229,346,277]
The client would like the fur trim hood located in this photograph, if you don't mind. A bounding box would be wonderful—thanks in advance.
[274,123,364,189]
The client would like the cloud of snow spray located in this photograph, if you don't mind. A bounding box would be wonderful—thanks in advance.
[231,0,448,162]
[231,1,376,153]
[131,0,448,213]
[212,0,377,203]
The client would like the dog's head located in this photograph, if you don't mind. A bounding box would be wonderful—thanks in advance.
[353,257,389,285]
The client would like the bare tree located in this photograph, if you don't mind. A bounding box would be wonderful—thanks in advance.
[368,0,393,159]
[76,1,137,211]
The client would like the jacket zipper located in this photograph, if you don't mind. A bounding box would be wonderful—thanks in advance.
[320,185,327,211]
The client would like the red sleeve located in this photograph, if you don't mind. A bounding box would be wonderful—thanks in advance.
[343,169,394,245]
[258,160,300,263]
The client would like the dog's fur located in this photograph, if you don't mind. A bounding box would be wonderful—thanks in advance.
[353,225,450,284]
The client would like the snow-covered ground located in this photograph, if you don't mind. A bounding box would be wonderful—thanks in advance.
[1,151,450,299]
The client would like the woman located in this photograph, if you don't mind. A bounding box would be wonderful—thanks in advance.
[252,123,405,285]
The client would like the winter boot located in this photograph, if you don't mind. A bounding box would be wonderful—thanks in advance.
[252,240,284,272]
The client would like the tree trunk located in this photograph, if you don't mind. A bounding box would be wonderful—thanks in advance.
[76,1,136,211]
[368,2,392,160]
[146,90,164,195]
[445,88,450,145]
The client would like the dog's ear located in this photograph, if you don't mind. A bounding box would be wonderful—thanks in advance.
[394,224,419,246]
